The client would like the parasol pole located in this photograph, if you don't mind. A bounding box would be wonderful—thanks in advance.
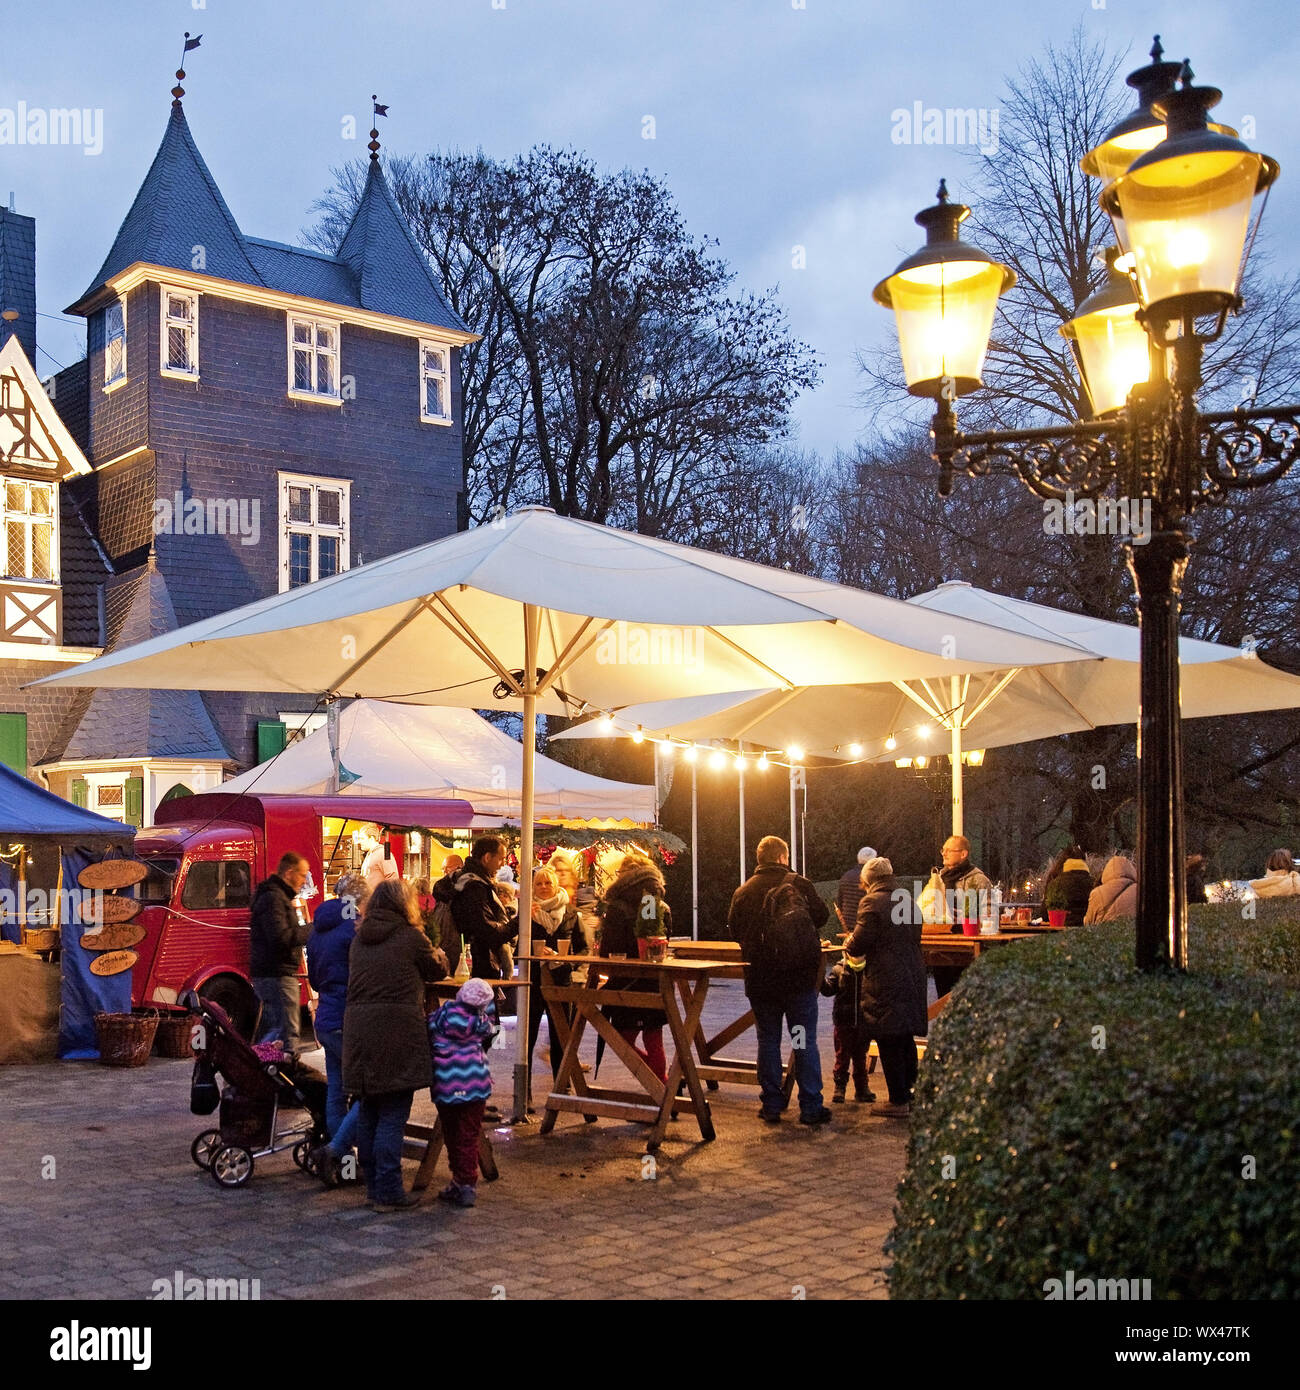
[950,676,964,838]
[737,740,746,887]
[326,697,341,795]
[511,604,539,1123]
[788,763,798,875]
[690,758,699,940]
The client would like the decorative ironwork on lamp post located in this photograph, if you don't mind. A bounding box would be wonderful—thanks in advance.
[874,43,1300,972]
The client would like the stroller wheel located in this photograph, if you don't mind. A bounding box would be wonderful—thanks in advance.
[211,1145,254,1188]
[291,1140,315,1172]
[190,1129,222,1171]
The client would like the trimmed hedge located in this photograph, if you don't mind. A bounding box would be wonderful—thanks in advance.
[888,901,1300,1299]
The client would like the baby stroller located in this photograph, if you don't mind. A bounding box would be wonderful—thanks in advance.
[185,993,329,1189]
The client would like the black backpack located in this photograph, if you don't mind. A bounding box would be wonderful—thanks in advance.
[756,875,822,982]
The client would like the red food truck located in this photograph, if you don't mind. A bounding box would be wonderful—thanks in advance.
[130,792,476,1034]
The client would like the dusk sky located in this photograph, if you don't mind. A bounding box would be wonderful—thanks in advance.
[6,0,1298,460]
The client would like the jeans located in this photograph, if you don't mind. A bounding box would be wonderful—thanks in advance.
[751,989,823,1116]
[436,1099,486,1187]
[253,976,302,1058]
[318,1028,360,1150]
[356,1090,415,1203]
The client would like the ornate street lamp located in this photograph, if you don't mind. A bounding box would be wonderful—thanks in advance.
[877,50,1300,971]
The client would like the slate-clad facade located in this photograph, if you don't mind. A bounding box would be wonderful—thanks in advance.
[0,91,474,824]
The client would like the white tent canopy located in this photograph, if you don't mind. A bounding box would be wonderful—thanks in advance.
[223,701,656,828]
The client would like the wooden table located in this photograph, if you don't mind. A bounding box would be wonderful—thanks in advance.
[526,954,736,1151]
[921,927,1049,1006]
[665,940,842,1096]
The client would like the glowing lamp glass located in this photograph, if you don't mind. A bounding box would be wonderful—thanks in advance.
[885,259,1005,397]
[1067,305,1151,416]
[1109,149,1263,314]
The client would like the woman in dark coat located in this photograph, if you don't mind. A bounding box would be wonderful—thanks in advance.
[343,878,447,1209]
[598,854,671,1084]
[844,856,925,1117]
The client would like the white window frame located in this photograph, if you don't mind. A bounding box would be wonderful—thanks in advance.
[85,773,127,823]
[2,478,58,583]
[287,314,342,404]
[278,710,329,744]
[419,339,452,424]
[277,472,350,592]
[103,297,127,391]
[160,285,199,380]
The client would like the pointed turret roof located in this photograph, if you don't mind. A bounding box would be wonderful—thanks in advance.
[71,103,262,311]
[335,158,467,331]
[67,101,471,336]
[60,558,232,762]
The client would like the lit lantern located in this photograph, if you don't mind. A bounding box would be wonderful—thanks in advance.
[1081,38,1237,253]
[873,180,1016,398]
[1060,248,1153,417]
[963,748,986,767]
[1101,66,1277,323]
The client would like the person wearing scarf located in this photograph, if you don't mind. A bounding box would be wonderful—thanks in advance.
[527,866,580,1078]
[933,834,993,997]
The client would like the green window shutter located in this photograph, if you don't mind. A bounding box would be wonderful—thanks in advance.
[70,778,88,808]
[0,713,27,774]
[124,776,144,828]
[257,720,288,763]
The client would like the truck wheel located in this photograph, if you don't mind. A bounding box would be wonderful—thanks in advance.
[198,976,256,1039]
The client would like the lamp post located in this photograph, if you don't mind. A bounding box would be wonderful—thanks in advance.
[875,47,1300,971]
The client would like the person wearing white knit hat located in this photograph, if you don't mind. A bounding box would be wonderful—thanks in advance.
[836,845,878,933]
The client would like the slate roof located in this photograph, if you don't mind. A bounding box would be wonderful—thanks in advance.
[58,487,110,648]
[0,208,38,364]
[50,360,90,452]
[59,558,232,762]
[68,103,470,334]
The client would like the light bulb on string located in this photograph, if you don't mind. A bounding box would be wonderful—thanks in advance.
[884,734,897,752]
[756,752,769,770]
[631,726,644,744]
[918,725,932,741]
[788,744,804,762]
[849,742,863,758]
[683,746,698,764]
[708,748,727,771]
[597,715,615,735]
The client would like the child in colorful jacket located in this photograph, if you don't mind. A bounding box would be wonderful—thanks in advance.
[428,977,499,1208]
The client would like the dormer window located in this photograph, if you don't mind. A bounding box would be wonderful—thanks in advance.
[288,315,341,403]
[104,299,126,389]
[419,341,452,424]
[161,286,198,379]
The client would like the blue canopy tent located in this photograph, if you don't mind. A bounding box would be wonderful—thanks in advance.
[0,763,137,1058]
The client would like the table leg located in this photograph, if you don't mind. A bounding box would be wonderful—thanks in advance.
[539,969,598,1133]
[652,973,714,1149]
[410,1116,445,1192]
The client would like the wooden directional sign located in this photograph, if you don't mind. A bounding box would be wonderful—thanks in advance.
[79,893,141,924]
[80,923,146,952]
[89,949,138,977]
[78,860,149,891]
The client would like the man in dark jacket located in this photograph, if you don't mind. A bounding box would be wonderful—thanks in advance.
[835,845,876,932]
[450,837,518,980]
[727,835,831,1126]
[845,857,925,1117]
[250,852,311,1058]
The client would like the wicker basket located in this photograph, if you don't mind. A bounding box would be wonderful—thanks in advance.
[153,1013,195,1059]
[94,1011,158,1068]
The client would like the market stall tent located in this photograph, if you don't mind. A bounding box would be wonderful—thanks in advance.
[0,762,136,1060]
[220,701,657,828]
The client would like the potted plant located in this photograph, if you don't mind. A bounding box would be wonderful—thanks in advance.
[1043,878,1071,928]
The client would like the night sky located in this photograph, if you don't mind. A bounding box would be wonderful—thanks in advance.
[6,0,1297,458]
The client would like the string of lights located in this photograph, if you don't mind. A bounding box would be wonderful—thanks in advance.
[577,706,986,772]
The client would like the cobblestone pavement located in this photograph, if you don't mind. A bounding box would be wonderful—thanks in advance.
[0,979,907,1301]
